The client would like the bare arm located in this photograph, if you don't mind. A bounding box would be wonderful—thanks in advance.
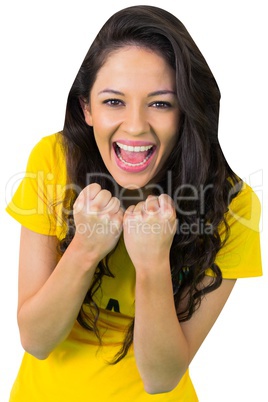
[17,184,123,359]
[135,270,235,394]
[17,228,98,359]
[124,194,236,394]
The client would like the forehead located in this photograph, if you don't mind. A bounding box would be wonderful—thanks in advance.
[92,46,176,92]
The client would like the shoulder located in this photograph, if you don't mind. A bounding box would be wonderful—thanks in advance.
[226,182,261,232]
[6,132,67,236]
[22,132,67,197]
[26,132,66,179]
[29,132,65,164]
[212,181,262,278]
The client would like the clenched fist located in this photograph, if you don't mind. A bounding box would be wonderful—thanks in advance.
[123,194,177,271]
[73,183,124,262]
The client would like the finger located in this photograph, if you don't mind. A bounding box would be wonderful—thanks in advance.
[89,189,113,212]
[84,183,102,200]
[132,201,145,213]
[144,195,160,214]
[107,206,124,227]
[74,183,102,211]
[107,197,121,214]
[124,203,142,222]
[125,204,136,214]
[158,194,176,218]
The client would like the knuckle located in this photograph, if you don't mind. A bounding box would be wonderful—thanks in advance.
[89,182,101,191]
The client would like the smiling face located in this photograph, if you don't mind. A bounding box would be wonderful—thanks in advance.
[82,46,180,189]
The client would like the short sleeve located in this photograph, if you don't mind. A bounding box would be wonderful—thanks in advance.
[206,183,262,279]
[5,133,67,238]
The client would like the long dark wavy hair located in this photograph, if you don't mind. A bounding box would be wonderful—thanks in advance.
[59,5,242,363]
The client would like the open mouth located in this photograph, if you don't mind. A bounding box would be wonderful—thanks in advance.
[113,141,156,171]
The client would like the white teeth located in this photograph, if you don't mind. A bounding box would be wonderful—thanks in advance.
[116,142,153,152]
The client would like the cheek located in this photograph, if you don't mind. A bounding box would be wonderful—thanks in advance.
[92,124,114,156]
[93,115,121,138]
[167,116,180,146]
[158,112,180,136]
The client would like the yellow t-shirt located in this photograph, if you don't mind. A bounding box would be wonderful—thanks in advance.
[6,133,262,402]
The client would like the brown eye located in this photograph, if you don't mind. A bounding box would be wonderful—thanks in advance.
[150,101,172,108]
[103,99,124,106]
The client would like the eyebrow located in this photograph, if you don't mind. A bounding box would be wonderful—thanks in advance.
[98,89,177,97]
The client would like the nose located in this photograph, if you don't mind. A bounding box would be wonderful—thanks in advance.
[122,104,149,136]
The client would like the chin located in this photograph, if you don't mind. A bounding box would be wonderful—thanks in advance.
[117,170,156,188]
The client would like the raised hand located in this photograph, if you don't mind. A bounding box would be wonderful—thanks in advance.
[73,183,124,262]
[123,194,177,271]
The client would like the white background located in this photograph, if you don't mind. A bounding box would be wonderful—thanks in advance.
[0,0,267,401]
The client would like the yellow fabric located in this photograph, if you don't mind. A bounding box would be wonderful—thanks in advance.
[6,133,67,239]
[6,133,262,401]
[210,181,262,278]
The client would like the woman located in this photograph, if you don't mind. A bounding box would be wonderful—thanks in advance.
[6,5,262,401]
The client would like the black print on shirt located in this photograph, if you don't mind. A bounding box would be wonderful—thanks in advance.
[105,298,120,313]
